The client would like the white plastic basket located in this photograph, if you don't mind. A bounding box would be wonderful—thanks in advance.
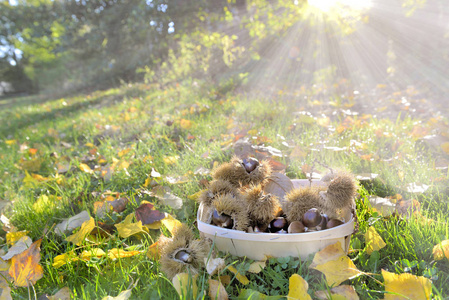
[197,179,355,261]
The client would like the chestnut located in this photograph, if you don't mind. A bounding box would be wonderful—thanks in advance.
[174,250,192,263]
[317,214,328,231]
[269,217,288,233]
[288,221,305,233]
[212,210,233,229]
[302,208,322,228]
[327,219,344,228]
[242,157,259,173]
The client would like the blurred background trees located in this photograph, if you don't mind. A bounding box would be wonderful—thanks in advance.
[1,0,448,98]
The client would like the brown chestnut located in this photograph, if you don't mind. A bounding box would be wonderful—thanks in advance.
[174,250,192,263]
[242,157,259,173]
[212,210,233,229]
[317,214,328,231]
[269,217,288,232]
[327,219,344,228]
[303,208,322,228]
[288,221,305,233]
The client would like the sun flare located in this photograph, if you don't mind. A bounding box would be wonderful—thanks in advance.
[308,0,373,12]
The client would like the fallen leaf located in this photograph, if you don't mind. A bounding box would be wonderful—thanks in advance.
[66,218,95,245]
[151,168,161,178]
[146,241,160,260]
[94,201,112,218]
[227,266,249,285]
[310,242,362,286]
[115,214,146,239]
[107,248,142,260]
[135,203,165,225]
[80,248,106,261]
[55,210,91,236]
[382,269,431,300]
[204,257,225,276]
[161,214,182,235]
[405,183,429,193]
[263,172,294,208]
[48,287,72,300]
[247,260,266,274]
[287,274,312,300]
[163,156,179,165]
[368,196,396,217]
[6,231,28,246]
[180,119,194,130]
[432,240,449,261]
[102,289,132,300]
[79,163,94,174]
[1,236,32,261]
[52,252,79,268]
[365,227,386,255]
[108,197,128,213]
[395,199,420,219]
[0,279,12,300]
[9,239,43,287]
[315,285,359,300]
[172,273,198,298]
[208,279,228,300]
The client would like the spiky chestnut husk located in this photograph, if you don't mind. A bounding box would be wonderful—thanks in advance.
[198,179,240,207]
[159,224,210,279]
[212,193,249,231]
[211,156,272,187]
[284,187,325,223]
[244,184,281,227]
[320,172,356,209]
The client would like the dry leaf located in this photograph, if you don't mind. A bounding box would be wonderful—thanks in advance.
[432,240,449,261]
[94,201,113,218]
[368,196,395,217]
[66,218,95,245]
[107,248,142,260]
[0,280,12,300]
[263,172,293,208]
[146,241,160,260]
[287,274,312,300]
[48,287,72,300]
[395,199,420,219]
[80,248,106,261]
[227,266,249,285]
[180,119,194,130]
[310,242,362,286]
[108,197,128,213]
[172,273,198,298]
[382,269,431,300]
[365,227,386,255]
[52,252,79,268]
[160,214,182,235]
[204,257,225,276]
[238,289,282,299]
[247,260,266,274]
[1,236,32,260]
[315,285,359,300]
[163,156,179,165]
[55,210,91,236]
[79,163,94,174]
[6,231,28,246]
[156,192,183,209]
[102,289,132,300]
[208,279,228,300]
[115,213,146,238]
[135,203,165,225]
[9,239,43,287]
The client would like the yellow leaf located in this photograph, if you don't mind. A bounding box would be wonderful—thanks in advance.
[144,221,162,230]
[115,214,146,238]
[66,218,95,245]
[247,259,266,274]
[365,227,386,255]
[6,231,28,246]
[79,163,94,174]
[5,140,16,145]
[160,214,181,236]
[146,241,160,260]
[172,273,198,298]
[227,266,249,285]
[0,257,11,272]
[163,156,179,165]
[9,239,43,287]
[310,242,362,287]
[102,289,133,300]
[85,143,95,148]
[287,274,312,300]
[52,252,79,268]
[315,285,359,300]
[208,279,228,300]
[180,119,193,130]
[432,240,449,261]
[382,269,431,300]
[118,148,132,157]
[188,189,206,201]
[107,248,141,260]
[80,248,106,260]
[33,195,57,213]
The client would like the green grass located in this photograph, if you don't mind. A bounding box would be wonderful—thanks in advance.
[1,80,449,299]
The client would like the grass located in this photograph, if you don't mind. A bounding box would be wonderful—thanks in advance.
[1,79,449,299]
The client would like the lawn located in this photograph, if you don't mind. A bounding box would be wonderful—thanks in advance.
[1,79,449,299]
